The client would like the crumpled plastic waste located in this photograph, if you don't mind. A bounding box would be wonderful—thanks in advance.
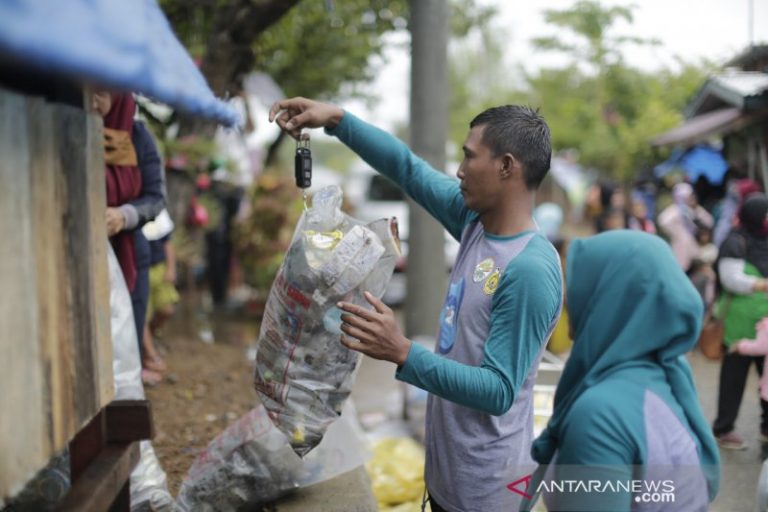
[0,450,70,511]
[174,402,370,511]
[253,185,400,456]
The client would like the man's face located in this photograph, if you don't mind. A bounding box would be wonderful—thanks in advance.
[457,125,504,213]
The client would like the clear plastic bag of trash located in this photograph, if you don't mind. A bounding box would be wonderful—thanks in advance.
[107,246,174,512]
[253,185,400,456]
[175,401,370,511]
[1,450,70,511]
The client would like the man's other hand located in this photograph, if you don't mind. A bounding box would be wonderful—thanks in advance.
[338,291,412,366]
[268,97,344,140]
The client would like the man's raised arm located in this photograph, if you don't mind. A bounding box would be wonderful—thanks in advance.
[270,97,470,240]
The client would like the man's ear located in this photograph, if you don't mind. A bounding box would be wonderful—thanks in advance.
[500,154,521,180]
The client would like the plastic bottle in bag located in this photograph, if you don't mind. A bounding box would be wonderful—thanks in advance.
[253,185,400,456]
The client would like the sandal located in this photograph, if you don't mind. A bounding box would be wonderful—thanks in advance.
[144,356,167,372]
[141,369,163,387]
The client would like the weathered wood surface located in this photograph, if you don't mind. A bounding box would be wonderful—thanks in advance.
[0,86,113,504]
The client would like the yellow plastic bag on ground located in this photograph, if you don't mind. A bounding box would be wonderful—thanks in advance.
[366,438,427,511]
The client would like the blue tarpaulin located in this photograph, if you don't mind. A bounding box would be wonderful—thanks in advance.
[654,145,729,185]
[0,0,239,126]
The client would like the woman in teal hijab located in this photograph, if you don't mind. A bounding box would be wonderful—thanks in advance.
[526,230,719,511]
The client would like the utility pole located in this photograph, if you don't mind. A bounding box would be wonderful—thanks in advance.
[406,0,449,339]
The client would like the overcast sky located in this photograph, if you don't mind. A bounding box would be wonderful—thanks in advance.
[340,0,768,131]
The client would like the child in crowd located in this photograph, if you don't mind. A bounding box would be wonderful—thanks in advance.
[141,209,179,384]
[689,224,718,311]
[731,318,768,402]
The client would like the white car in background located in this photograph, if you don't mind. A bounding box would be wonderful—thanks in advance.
[344,163,460,306]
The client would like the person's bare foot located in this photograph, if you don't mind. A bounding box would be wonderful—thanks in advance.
[143,356,167,372]
[141,368,163,387]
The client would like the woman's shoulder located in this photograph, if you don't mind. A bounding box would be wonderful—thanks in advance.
[557,382,645,464]
[566,380,646,432]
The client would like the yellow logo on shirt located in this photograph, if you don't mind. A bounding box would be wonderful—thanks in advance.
[484,268,501,295]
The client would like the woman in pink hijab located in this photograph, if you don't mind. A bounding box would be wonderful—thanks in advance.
[658,182,714,271]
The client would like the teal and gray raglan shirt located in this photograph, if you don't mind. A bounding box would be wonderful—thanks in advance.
[530,231,719,512]
[327,112,563,511]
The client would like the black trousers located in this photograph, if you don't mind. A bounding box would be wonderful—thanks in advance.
[713,350,768,436]
[130,262,150,360]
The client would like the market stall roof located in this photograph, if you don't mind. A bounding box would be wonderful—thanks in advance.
[685,71,768,117]
[0,0,239,126]
[651,108,744,147]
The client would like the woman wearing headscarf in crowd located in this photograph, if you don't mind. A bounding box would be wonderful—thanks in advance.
[93,91,166,384]
[712,194,768,450]
[521,231,719,512]
[590,181,629,233]
[713,178,762,248]
[658,182,714,272]
[627,191,656,234]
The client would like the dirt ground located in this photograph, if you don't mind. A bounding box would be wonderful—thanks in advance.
[144,305,261,496]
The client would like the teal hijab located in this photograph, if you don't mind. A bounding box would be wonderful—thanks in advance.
[531,230,720,499]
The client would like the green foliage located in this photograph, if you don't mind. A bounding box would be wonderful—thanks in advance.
[447,9,523,155]
[232,173,304,292]
[253,2,409,100]
[162,0,495,102]
[163,135,219,174]
[512,1,712,180]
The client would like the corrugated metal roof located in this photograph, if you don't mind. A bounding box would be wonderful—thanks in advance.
[713,72,768,97]
[685,71,768,117]
[0,0,239,126]
[651,107,768,147]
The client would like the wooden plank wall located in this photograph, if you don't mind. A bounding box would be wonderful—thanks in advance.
[0,86,113,504]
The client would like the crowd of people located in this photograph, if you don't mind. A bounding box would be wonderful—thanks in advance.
[564,174,768,455]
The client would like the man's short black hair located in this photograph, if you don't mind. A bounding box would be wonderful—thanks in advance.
[470,105,552,190]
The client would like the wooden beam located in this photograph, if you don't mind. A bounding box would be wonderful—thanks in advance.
[57,443,138,512]
[105,400,154,443]
[69,411,106,482]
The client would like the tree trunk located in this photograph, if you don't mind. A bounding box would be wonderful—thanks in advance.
[177,0,301,137]
[405,0,449,339]
[264,129,287,168]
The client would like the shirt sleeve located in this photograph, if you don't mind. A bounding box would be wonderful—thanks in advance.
[128,122,166,228]
[718,258,758,294]
[395,238,562,415]
[326,112,473,241]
